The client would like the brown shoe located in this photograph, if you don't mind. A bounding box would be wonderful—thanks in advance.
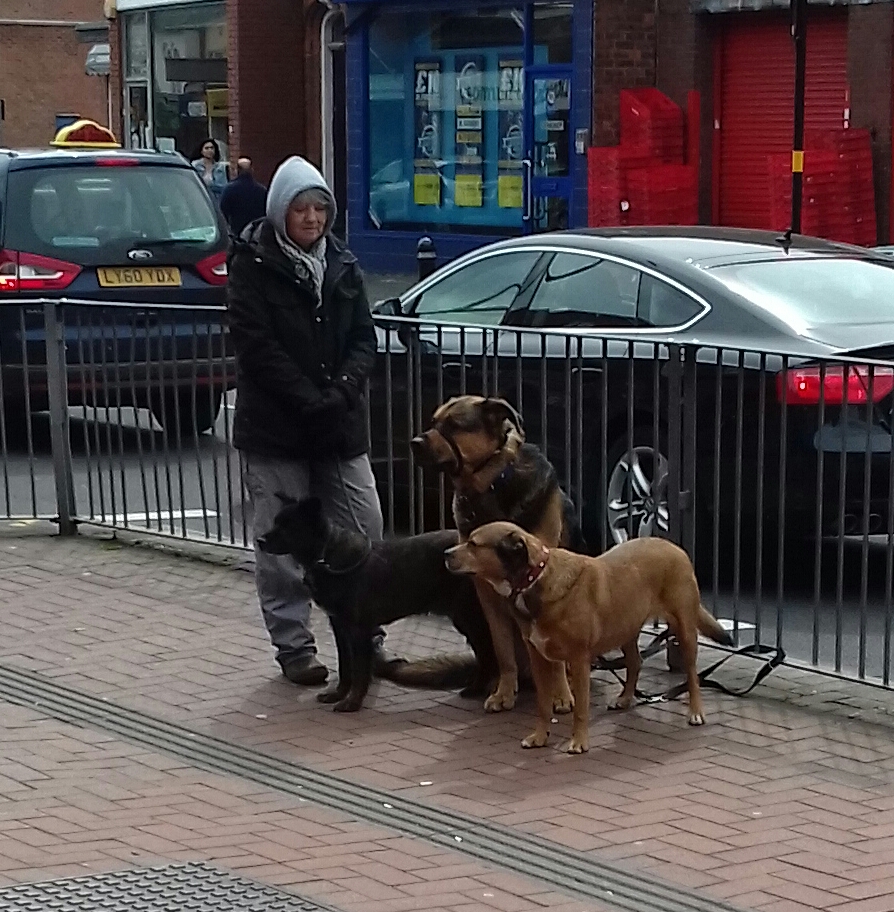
[280,654,328,686]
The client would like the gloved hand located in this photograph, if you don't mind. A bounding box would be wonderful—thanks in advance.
[303,385,349,421]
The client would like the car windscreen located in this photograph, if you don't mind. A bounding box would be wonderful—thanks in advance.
[709,257,894,328]
[4,164,220,263]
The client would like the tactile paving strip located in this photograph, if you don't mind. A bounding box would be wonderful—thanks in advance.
[0,862,339,912]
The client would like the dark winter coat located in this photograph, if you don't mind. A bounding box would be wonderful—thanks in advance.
[226,219,377,460]
[220,172,268,237]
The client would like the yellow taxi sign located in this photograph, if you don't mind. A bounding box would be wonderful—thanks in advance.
[51,119,121,149]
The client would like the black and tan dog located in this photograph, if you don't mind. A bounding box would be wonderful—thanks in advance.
[408,395,584,714]
[257,496,496,712]
[445,521,734,753]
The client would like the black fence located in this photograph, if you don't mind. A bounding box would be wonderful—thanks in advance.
[2,299,894,686]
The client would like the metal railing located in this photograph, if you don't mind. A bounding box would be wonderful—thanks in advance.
[5,299,894,687]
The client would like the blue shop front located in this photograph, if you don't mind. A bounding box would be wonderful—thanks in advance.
[343,0,593,272]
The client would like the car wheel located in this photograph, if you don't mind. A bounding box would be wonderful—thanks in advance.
[152,389,222,438]
[604,427,670,545]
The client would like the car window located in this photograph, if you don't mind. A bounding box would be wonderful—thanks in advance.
[637,274,704,327]
[526,253,640,327]
[710,257,894,327]
[5,164,220,263]
[412,250,541,325]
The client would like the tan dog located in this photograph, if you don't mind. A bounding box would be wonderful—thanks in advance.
[445,521,734,753]
[410,395,584,714]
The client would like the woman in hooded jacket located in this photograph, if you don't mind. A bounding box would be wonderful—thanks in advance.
[227,155,398,685]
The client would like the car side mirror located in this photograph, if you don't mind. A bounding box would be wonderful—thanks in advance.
[372,297,402,316]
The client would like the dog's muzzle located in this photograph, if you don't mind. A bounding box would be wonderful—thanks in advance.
[444,543,473,574]
[411,429,456,471]
[256,535,270,553]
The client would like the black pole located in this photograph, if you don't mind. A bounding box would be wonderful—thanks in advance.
[790,0,808,234]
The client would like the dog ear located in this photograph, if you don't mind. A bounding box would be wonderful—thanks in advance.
[483,398,524,436]
[495,530,530,576]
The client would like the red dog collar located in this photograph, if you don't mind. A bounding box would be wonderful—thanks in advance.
[511,544,550,596]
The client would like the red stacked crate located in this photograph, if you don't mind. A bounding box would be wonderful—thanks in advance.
[767,149,841,240]
[587,146,626,227]
[620,88,685,163]
[625,164,698,226]
[588,89,698,228]
[806,128,876,245]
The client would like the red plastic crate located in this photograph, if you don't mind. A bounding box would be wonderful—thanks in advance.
[619,88,685,163]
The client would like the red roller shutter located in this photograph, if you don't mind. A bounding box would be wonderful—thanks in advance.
[715,11,848,229]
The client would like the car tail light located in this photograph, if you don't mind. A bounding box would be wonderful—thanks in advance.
[94,157,140,167]
[0,250,82,293]
[196,251,228,286]
[777,364,894,406]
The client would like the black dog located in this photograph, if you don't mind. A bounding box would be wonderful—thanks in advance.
[256,496,497,712]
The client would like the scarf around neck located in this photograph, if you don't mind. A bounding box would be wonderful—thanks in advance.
[276,232,328,302]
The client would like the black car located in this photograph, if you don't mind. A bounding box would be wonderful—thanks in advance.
[371,227,894,558]
[0,122,232,435]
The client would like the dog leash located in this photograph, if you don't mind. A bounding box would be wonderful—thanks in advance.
[597,639,786,704]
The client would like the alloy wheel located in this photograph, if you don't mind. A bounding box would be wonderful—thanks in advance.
[606,445,670,544]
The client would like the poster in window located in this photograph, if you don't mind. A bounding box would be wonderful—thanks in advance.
[454,54,485,208]
[497,58,524,210]
[413,58,442,206]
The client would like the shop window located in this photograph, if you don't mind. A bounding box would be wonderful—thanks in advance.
[150,2,227,160]
[367,9,532,235]
[124,13,149,79]
[526,253,641,327]
[412,250,541,324]
[532,2,573,65]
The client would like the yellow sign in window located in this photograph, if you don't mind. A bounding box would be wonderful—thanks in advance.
[454,174,483,208]
[498,174,523,209]
[414,172,441,206]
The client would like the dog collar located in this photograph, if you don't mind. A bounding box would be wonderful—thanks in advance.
[511,545,550,596]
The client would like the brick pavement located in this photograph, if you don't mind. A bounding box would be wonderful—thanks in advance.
[1,524,894,911]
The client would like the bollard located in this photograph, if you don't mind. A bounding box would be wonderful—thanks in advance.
[416,236,437,282]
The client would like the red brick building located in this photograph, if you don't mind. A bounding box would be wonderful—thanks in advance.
[0,0,109,148]
[107,0,894,270]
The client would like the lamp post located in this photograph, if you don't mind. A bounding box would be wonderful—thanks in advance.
[790,0,808,234]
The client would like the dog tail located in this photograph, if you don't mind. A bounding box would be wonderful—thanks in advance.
[697,605,735,647]
[377,652,478,689]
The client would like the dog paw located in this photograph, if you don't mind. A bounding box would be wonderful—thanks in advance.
[521,731,549,749]
[608,696,634,712]
[484,690,517,713]
[317,689,347,704]
[333,698,362,713]
[564,739,589,754]
[552,694,574,714]
[688,713,705,726]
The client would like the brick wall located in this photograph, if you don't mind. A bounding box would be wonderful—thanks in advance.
[108,14,123,142]
[656,0,714,222]
[848,2,893,244]
[593,0,657,146]
[0,0,100,19]
[0,20,107,147]
[228,0,307,184]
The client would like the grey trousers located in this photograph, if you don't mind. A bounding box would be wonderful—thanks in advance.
[242,452,384,665]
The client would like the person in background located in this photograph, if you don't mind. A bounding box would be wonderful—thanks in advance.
[191,138,229,206]
[227,155,401,685]
[220,156,268,238]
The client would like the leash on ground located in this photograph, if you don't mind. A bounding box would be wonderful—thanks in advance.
[593,631,786,703]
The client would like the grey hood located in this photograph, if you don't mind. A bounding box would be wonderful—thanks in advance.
[265,155,336,238]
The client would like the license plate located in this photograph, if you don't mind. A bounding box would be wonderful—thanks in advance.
[97,266,182,288]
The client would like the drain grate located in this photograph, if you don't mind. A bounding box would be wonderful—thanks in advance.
[0,862,339,912]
